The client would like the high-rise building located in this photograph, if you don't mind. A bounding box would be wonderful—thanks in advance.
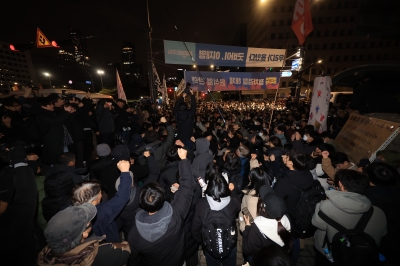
[122,42,136,76]
[0,41,37,94]
[246,0,399,97]
[71,28,90,66]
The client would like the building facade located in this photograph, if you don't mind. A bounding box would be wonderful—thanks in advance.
[71,28,90,66]
[246,0,399,97]
[0,41,37,94]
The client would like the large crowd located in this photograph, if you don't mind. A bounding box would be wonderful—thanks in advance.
[0,87,399,266]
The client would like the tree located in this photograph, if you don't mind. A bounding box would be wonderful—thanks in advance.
[204,91,222,102]
[99,87,117,98]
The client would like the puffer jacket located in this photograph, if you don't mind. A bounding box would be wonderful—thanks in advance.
[312,190,387,256]
[238,189,259,232]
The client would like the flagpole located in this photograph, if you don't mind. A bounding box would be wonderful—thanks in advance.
[146,0,156,104]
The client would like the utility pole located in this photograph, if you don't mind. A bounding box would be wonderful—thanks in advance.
[146,0,156,104]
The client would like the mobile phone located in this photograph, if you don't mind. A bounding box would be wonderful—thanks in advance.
[170,185,178,192]
[242,207,254,223]
[198,177,206,187]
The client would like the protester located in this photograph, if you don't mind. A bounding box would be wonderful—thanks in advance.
[174,87,196,149]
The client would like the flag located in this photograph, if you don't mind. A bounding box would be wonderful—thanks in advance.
[308,76,331,132]
[291,0,313,45]
[116,69,127,102]
[152,63,162,92]
[36,28,53,48]
[162,74,169,104]
[176,79,186,96]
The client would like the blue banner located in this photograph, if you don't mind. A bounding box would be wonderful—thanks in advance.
[184,71,281,92]
[164,40,285,68]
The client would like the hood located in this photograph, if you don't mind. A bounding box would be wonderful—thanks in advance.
[254,215,291,247]
[325,190,371,214]
[135,202,173,242]
[206,195,230,211]
[195,138,210,154]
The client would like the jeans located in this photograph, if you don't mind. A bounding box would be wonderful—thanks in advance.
[204,247,237,266]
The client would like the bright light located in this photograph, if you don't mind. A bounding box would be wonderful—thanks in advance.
[193,65,196,68]
[140,96,143,99]
[44,72,50,77]
[97,70,104,74]
[211,65,214,68]
[14,82,18,85]
[261,0,266,2]
[317,60,322,63]
[63,85,66,87]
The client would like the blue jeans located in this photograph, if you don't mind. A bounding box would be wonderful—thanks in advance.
[204,247,237,266]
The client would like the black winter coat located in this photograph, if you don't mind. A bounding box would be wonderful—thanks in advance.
[174,95,196,141]
[158,160,179,203]
[127,159,196,266]
[89,156,120,199]
[35,108,70,165]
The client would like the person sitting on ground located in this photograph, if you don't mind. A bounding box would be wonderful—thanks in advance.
[73,160,132,243]
[37,202,131,266]
[312,169,387,265]
[127,148,196,266]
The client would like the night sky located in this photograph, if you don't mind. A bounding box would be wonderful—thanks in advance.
[1,0,249,78]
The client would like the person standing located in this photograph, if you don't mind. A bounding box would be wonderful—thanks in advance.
[174,85,196,149]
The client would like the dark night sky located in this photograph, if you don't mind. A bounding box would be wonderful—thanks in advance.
[1,0,249,79]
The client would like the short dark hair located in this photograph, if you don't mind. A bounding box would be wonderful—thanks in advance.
[143,130,159,144]
[57,152,76,166]
[331,152,349,166]
[140,182,166,212]
[365,162,400,186]
[269,136,282,148]
[320,131,332,139]
[39,97,53,107]
[47,93,61,104]
[287,150,315,171]
[334,169,369,194]
[204,174,230,202]
[166,145,180,162]
[277,125,286,133]
[247,168,272,196]
[317,143,336,155]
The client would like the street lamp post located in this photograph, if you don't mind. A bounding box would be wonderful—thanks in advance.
[97,70,104,91]
[44,72,51,88]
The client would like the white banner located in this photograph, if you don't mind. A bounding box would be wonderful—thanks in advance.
[116,70,127,102]
[308,76,331,132]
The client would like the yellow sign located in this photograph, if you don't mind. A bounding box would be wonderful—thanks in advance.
[36,28,53,48]
[266,77,276,85]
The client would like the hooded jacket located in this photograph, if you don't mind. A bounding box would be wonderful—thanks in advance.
[312,190,387,256]
[242,215,291,256]
[95,105,116,134]
[192,138,213,180]
[273,169,314,213]
[127,159,195,266]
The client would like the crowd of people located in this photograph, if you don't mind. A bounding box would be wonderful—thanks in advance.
[0,87,399,266]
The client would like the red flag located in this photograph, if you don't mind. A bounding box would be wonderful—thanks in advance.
[291,0,313,45]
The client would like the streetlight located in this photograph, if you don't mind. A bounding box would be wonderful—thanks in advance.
[97,70,104,90]
[44,72,51,88]
[307,60,323,99]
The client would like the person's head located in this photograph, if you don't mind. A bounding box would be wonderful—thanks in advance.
[365,162,400,187]
[236,145,249,158]
[3,97,21,112]
[72,181,103,206]
[315,143,335,157]
[140,182,166,213]
[257,185,292,251]
[204,173,230,202]
[44,203,97,254]
[232,121,242,130]
[112,145,130,161]
[269,136,282,148]
[247,168,272,196]
[331,152,351,170]
[96,143,111,157]
[334,169,369,194]
[47,94,64,108]
[179,102,188,111]
[116,99,126,109]
[301,119,308,127]
[320,131,333,142]
[57,152,76,166]
[251,135,264,148]
[223,152,241,173]
[303,130,320,144]
[39,97,54,111]
[283,150,315,171]
[337,110,346,118]
[253,245,292,266]
[143,130,159,144]
[276,125,286,135]
[166,145,180,162]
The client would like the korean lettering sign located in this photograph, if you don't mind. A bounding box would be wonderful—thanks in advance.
[184,71,281,91]
[164,40,285,68]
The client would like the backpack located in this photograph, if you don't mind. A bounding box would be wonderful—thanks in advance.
[318,207,379,266]
[201,206,237,258]
[289,180,326,238]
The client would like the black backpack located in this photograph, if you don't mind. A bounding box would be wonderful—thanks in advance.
[318,207,379,266]
[289,180,326,238]
[201,206,237,258]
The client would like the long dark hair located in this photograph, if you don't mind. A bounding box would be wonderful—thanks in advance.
[246,168,272,196]
[223,152,241,173]
[257,198,293,252]
[204,173,230,202]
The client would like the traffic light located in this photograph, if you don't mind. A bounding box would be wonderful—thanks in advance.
[268,67,274,72]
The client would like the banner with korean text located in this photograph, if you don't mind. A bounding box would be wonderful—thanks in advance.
[164,40,286,68]
[184,71,281,91]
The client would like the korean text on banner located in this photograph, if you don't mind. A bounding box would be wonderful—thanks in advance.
[308,76,331,133]
[184,71,280,91]
[36,28,53,48]
[164,40,285,68]
[335,114,400,164]
[291,0,313,45]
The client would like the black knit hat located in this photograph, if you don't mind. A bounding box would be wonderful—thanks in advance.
[112,145,130,161]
